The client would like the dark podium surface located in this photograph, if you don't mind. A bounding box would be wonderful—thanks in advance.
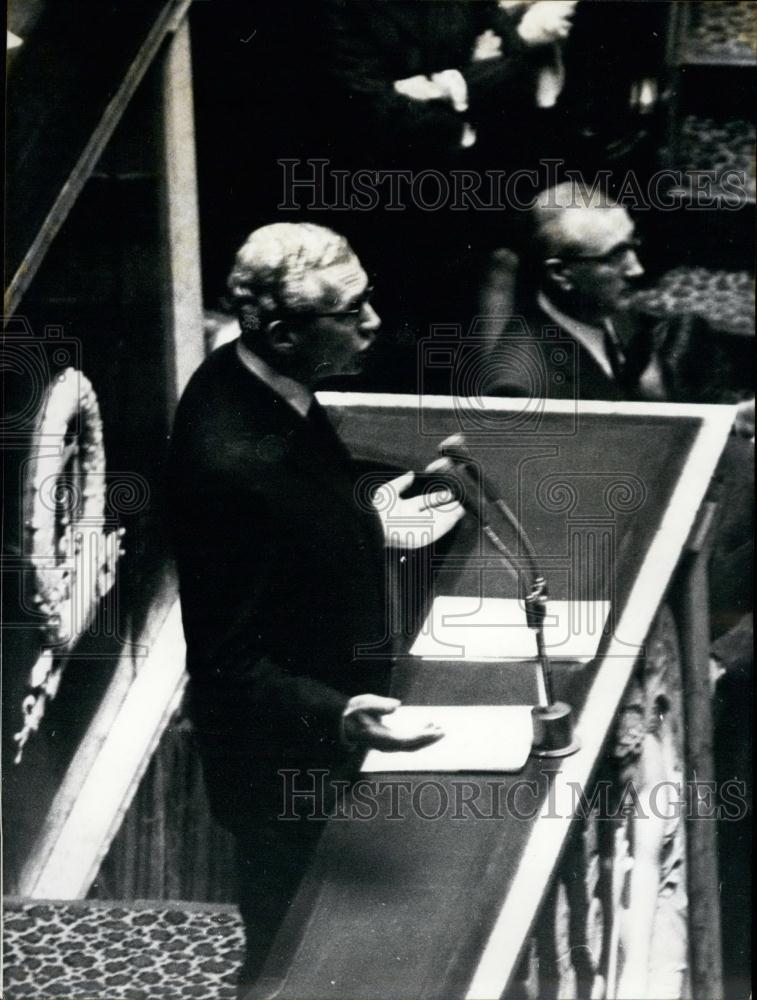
[260,395,733,1000]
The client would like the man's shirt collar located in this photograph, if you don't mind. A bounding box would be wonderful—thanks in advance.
[236,340,313,419]
[537,291,614,379]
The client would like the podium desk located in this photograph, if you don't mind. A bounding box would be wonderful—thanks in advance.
[260,396,734,1000]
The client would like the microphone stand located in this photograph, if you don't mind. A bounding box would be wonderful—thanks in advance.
[438,435,579,758]
[526,576,554,708]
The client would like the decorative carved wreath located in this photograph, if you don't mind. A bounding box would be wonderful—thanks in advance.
[16,368,124,762]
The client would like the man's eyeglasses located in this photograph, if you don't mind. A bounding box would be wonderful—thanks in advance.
[306,286,375,319]
[569,238,642,266]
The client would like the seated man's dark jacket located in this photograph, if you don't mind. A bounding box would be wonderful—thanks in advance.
[169,343,390,832]
[486,298,688,402]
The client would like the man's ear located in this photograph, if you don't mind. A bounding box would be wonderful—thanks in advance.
[264,318,301,357]
[544,257,574,293]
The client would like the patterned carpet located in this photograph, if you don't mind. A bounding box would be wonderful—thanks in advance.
[2,899,245,1000]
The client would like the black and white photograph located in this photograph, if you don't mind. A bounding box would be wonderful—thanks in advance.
[2,2,754,998]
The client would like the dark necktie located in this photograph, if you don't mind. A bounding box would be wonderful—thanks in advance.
[603,319,627,382]
[306,398,353,465]
[306,397,334,435]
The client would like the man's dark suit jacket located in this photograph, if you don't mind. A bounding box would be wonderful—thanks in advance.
[169,343,391,832]
[320,0,539,165]
[485,300,685,403]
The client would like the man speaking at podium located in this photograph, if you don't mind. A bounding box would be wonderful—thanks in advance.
[169,223,462,997]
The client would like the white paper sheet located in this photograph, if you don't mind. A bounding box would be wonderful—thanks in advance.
[361,705,534,773]
[409,596,610,663]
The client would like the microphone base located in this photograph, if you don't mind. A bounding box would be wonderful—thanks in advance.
[531,702,580,758]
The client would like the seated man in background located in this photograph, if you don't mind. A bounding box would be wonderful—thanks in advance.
[169,223,462,998]
[486,180,671,401]
[487,180,755,421]
[314,0,577,393]
[490,180,752,999]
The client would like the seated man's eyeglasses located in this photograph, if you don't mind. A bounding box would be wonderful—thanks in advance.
[568,238,642,266]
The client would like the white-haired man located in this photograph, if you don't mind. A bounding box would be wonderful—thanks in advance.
[169,223,461,997]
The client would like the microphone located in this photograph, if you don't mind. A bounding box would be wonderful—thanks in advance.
[434,434,578,754]
[437,434,541,581]
[425,455,489,517]
[436,434,557,714]
[427,452,520,573]
[438,434,500,504]
[434,435,578,754]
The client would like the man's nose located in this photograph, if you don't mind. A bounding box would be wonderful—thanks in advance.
[624,249,644,278]
[360,302,381,333]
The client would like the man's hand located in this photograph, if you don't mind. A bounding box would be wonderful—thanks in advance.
[373,470,465,549]
[393,74,447,103]
[395,70,471,121]
[517,0,577,46]
[342,695,444,751]
[473,29,503,62]
[430,69,469,112]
